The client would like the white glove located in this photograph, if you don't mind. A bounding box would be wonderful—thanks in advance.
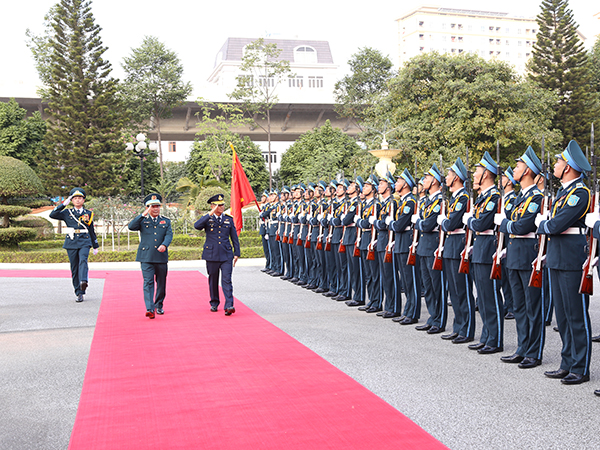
[327,213,333,220]
[534,212,548,228]
[62,195,73,206]
[353,215,359,224]
[462,212,473,225]
[299,213,305,219]
[585,212,600,229]
[494,213,506,226]
[283,214,288,219]
[317,214,323,221]
[340,214,346,221]
[265,234,269,240]
[307,213,312,220]
[411,214,419,224]
[593,256,599,268]
[436,214,446,226]
[385,216,393,226]
[93,248,99,256]
[467,245,473,256]
[368,216,376,225]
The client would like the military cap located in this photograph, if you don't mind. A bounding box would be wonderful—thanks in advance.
[516,146,542,175]
[339,178,350,189]
[399,168,416,188]
[418,176,425,185]
[281,186,291,194]
[365,174,379,187]
[317,180,328,190]
[450,157,468,182]
[296,183,306,192]
[427,164,443,183]
[504,167,518,185]
[144,193,162,206]
[207,194,225,205]
[476,151,498,175]
[262,189,269,198]
[354,176,365,192]
[70,187,86,198]
[380,171,395,185]
[307,182,316,192]
[556,140,591,173]
[329,179,339,188]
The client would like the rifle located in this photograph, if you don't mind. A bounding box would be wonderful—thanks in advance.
[490,140,504,280]
[304,199,313,249]
[316,201,324,251]
[459,146,472,274]
[275,202,281,242]
[529,137,548,288]
[339,202,348,253]
[384,196,396,264]
[324,197,333,252]
[354,200,363,257]
[407,156,419,266]
[296,201,305,246]
[580,124,596,294]
[366,195,377,261]
[432,155,445,271]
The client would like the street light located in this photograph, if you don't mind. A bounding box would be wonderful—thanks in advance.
[126,133,158,197]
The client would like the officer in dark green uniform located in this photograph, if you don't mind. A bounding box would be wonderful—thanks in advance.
[50,187,99,302]
[128,193,173,319]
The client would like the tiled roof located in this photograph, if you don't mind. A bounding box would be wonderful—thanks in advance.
[215,38,334,65]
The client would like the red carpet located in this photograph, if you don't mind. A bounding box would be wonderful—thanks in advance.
[2,269,447,449]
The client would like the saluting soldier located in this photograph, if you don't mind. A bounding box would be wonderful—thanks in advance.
[50,187,99,303]
[500,167,518,320]
[536,140,592,385]
[463,152,504,354]
[414,164,447,333]
[496,147,545,368]
[128,193,173,318]
[194,194,241,315]
[389,169,421,325]
[437,158,475,343]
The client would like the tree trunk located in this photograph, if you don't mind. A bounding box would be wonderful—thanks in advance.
[267,108,272,190]
[156,115,164,180]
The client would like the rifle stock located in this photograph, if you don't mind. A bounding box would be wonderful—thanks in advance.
[458,197,472,274]
[490,140,503,280]
[580,127,596,295]
[407,199,419,266]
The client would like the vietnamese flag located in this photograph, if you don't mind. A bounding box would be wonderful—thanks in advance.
[229,142,258,234]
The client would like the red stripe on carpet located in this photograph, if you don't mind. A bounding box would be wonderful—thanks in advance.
[6,269,446,449]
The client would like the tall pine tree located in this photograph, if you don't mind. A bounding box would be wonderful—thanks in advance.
[40,0,125,196]
[528,0,596,147]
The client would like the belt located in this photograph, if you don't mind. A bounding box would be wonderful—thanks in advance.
[561,227,584,235]
[448,230,466,235]
[510,232,536,239]
[72,229,87,234]
[476,230,494,236]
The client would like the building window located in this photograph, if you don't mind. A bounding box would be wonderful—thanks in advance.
[419,34,424,40]
[262,153,277,164]
[451,36,456,42]
[506,28,510,33]
[289,76,304,88]
[420,47,425,52]
[532,29,537,34]
[496,39,501,45]
[489,26,494,31]
[442,23,447,30]
[294,46,317,64]
[518,53,522,58]
[258,76,275,88]
[168,142,176,153]
[458,24,463,30]
[458,36,463,43]
[451,48,456,53]
[506,52,510,57]
[518,29,522,34]
[526,41,532,47]
[489,38,494,45]
[496,27,501,32]
[458,49,464,54]
[506,40,510,46]
[518,40,522,46]
[419,21,424,27]
[308,76,323,88]
[526,52,531,58]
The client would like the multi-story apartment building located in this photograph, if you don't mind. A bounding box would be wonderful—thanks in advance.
[396,6,541,73]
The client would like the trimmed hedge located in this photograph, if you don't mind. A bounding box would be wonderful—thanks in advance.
[0,227,38,246]
[0,205,31,218]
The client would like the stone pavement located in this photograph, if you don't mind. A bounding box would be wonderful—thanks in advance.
[2,260,600,450]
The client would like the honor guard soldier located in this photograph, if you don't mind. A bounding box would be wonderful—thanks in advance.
[496,147,545,368]
[128,193,173,319]
[330,179,350,301]
[194,194,241,315]
[313,181,330,293]
[320,181,339,297]
[50,187,99,302]
[290,184,306,284]
[278,187,292,279]
[343,177,366,307]
[389,169,421,324]
[262,190,282,276]
[414,164,447,333]
[356,175,382,313]
[259,190,270,272]
[437,158,475,343]
[463,151,504,354]
[301,183,319,290]
[372,171,399,317]
[536,140,592,385]
[500,167,517,320]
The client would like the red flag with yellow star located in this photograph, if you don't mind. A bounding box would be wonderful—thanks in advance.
[230,142,258,234]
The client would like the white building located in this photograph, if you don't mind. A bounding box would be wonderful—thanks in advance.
[396,6,541,74]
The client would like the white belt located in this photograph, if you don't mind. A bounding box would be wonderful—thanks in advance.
[404,226,411,232]
[561,227,584,235]
[476,230,495,236]
[510,232,536,239]
[448,230,465,235]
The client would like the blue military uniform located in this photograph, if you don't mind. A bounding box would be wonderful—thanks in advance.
[259,191,270,271]
[330,180,350,300]
[49,187,99,302]
[500,179,517,318]
[342,177,364,306]
[128,193,173,317]
[194,194,241,314]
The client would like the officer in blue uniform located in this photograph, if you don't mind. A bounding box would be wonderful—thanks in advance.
[128,193,173,319]
[50,187,99,302]
[536,140,592,385]
[312,181,330,293]
[259,190,270,273]
[497,147,545,368]
[464,152,504,354]
[343,177,365,307]
[500,167,517,319]
[438,158,475,343]
[330,179,350,300]
[266,190,283,277]
[194,194,241,315]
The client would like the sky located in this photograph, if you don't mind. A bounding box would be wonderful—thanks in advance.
[1,0,598,99]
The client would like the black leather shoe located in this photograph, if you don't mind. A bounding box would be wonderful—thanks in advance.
[400,317,418,325]
[366,307,382,313]
[304,284,317,290]
[323,291,337,297]
[441,332,459,340]
[357,306,370,311]
[592,335,600,343]
[561,373,590,385]
[553,326,559,332]
[376,311,385,317]
[346,301,365,307]
[289,278,299,283]
[76,294,84,303]
[224,307,236,316]
[545,320,551,326]
[271,272,283,277]
[544,369,569,379]
[500,353,524,363]
[260,268,270,272]
[392,315,406,323]
[382,312,400,319]
[504,312,514,320]
[518,357,542,369]
[210,306,218,312]
[146,310,155,319]
[468,342,485,350]
[80,281,88,292]
[478,346,503,354]
[280,275,291,280]
[427,326,444,334]
[594,389,600,396]
[315,288,327,293]
[415,324,432,331]
[297,281,307,286]
[156,308,164,315]
[452,336,474,344]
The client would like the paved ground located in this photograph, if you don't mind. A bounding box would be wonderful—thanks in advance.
[2,260,600,450]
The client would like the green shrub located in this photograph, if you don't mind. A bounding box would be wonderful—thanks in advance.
[0,205,31,219]
[240,246,266,258]
[12,215,55,240]
[0,227,37,246]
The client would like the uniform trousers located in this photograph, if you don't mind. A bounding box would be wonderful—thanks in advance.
[332,243,348,295]
[268,235,281,273]
[508,269,544,359]
[316,244,328,290]
[261,236,270,269]
[420,255,447,328]
[542,267,553,324]
[140,262,167,312]
[345,246,363,301]
[67,247,90,296]
[501,264,513,315]
[550,269,592,376]
[324,245,338,293]
[362,249,381,308]
[304,243,316,285]
[397,252,421,320]
[445,258,475,338]
[206,259,234,310]
[378,251,400,314]
[472,263,503,348]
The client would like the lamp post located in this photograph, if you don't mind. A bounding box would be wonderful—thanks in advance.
[126,133,158,197]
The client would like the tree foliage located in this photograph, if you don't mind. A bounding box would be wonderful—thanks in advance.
[0,99,46,170]
[121,36,192,179]
[36,0,126,197]
[0,156,43,227]
[369,52,561,172]
[590,37,600,98]
[278,120,373,185]
[528,0,597,146]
